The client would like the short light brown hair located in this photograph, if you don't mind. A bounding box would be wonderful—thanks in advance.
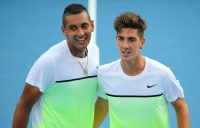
[114,12,147,38]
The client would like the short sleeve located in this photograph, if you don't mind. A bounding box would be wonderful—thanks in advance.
[163,70,184,102]
[26,55,55,92]
[97,70,107,99]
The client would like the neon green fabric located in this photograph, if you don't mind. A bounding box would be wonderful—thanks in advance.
[33,77,97,128]
[108,94,169,128]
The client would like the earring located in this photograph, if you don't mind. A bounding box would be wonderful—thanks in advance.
[140,47,142,49]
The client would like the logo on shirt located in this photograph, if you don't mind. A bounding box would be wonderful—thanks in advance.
[147,84,157,88]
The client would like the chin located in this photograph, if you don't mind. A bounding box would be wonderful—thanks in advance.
[121,56,130,61]
[78,45,88,50]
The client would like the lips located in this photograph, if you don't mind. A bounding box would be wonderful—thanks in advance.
[121,50,131,58]
[122,51,131,55]
[76,36,87,44]
[77,37,86,41]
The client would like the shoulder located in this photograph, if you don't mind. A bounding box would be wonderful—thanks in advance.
[30,40,66,70]
[146,57,174,77]
[40,40,67,62]
[88,43,99,53]
[98,59,120,75]
[45,40,67,56]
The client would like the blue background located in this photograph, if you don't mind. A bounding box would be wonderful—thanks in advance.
[0,0,199,127]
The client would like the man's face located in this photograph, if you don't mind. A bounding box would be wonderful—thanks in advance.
[62,11,94,51]
[116,28,144,61]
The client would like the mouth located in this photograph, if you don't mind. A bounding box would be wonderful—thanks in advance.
[76,36,87,45]
[121,51,131,57]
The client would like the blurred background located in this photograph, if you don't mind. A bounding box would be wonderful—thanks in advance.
[0,0,200,127]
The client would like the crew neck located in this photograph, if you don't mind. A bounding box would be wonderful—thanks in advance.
[119,56,148,79]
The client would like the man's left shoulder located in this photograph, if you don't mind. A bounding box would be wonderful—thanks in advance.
[147,57,171,73]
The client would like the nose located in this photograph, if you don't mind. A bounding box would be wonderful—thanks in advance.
[76,27,84,36]
[122,41,129,49]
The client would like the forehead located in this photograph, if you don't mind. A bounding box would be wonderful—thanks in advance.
[64,11,91,26]
[117,28,139,37]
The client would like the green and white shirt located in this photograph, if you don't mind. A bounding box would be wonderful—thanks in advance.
[97,57,184,128]
[26,40,100,128]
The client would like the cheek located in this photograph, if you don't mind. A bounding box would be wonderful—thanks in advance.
[133,46,140,52]
[86,32,92,38]
[66,35,75,42]
[116,42,122,48]
[132,43,141,49]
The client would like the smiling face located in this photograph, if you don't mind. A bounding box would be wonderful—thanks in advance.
[116,28,145,62]
[62,11,94,55]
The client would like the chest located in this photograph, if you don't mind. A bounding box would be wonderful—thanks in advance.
[102,73,165,96]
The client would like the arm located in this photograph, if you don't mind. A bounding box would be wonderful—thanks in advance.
[93,97,108,128]
[171,98,190,128]
[12,83,42,128]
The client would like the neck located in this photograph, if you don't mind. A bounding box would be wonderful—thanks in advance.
[67,41,87,58]
[121,56,145,76]
[73,49,87,58]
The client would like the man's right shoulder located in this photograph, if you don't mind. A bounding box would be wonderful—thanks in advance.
[46,40,66,53]
[98,59,120,73]
[39,40,66,59]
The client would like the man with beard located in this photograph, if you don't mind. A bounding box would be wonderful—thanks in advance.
[13,3,108,128]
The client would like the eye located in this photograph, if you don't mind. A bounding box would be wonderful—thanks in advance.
[81,23,89,29]
[68,25,77,31]
[128,38,137,43]
[117,36,124,42]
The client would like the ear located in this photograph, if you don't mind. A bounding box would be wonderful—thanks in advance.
[140,38,145,49]
[115,35,118,40]
[61,25,67,35]
[90,20,94,30]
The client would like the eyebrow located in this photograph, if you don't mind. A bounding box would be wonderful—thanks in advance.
[128,37,137,40]
[116,36,137,39]
[68,24,77,27]
[116,35,124,38]
[67,22,89,27]
[82,22,89,25]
